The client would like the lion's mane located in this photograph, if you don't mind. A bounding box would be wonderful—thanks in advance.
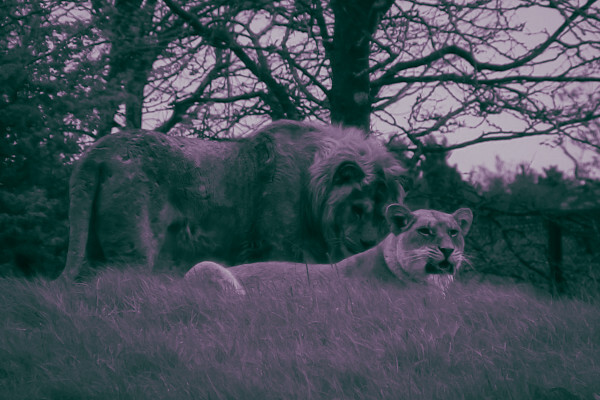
[61,120,405,279]
[307,125,406,256]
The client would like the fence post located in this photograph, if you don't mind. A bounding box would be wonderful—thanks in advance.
[546,218,565,294]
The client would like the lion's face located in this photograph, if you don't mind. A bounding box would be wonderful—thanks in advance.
[384,207,473,290]
[331,181,396,258]
[319,157,405,261]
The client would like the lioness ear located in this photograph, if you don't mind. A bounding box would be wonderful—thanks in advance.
[453,208,473,236]
[333,161,365,186]
[385,203,415,235]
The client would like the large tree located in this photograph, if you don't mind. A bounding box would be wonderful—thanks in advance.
[153,0,600,152]
[24,0,598,149]
[5,0,594,153]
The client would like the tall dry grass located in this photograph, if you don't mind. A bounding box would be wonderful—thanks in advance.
[1,269,599,399]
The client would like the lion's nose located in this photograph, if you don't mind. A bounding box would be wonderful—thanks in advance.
[360,239,377,249]
[440,247,454,259]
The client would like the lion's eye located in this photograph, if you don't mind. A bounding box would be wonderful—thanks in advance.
[351,204,365,217]
[417,227,432,236]
[374,182,388,203]
[448,229,459,237]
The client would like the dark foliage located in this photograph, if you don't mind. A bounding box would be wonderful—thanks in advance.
[1,1,79,277]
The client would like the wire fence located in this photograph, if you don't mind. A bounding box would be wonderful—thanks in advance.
[464,207,600,297]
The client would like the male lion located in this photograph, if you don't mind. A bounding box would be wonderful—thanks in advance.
[185,205,473,293]
[61,120,405,280]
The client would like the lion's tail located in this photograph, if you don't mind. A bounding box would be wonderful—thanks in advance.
[60,157,101,281]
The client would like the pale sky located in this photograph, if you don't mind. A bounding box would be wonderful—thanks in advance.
[388,4,596,181]
[446,4,596,180]
[447,136,576,178]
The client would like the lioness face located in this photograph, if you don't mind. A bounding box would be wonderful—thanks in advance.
[384,205,473,291]
[394,208,473,280]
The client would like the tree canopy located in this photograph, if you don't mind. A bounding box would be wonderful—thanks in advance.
[6,1,599,152]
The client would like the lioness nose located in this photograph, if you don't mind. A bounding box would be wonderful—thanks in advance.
[440,247,454,258]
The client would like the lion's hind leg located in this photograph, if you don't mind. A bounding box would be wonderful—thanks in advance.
[62,157,102,281]
[185,261,246,295]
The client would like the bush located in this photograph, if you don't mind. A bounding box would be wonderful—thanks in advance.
[0,187,69,278]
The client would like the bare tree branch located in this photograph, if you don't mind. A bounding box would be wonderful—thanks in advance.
[374,73,600,86]
[162,0,300,120]
[156,61,230,133]
[424,111,600,153]
[373,0,599,90]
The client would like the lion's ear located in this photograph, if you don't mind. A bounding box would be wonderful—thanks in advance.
[254,133,275,167]
[385,203,415,235]
[453,208,473,236]
[333,161,365,186]
[251,133,276,181]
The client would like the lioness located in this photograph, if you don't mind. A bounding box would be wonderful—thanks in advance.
[185,205,473,293]
[62,120,405,280]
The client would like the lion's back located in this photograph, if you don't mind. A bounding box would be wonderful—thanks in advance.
[229,261,338,285]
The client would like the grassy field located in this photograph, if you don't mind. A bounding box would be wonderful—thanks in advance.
[1,269,599,400]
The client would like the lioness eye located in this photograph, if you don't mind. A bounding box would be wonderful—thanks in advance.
[448,229,459,237]
[417,227,432,236]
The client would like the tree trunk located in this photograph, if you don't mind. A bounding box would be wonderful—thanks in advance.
[95,0,160,136]
[330,0,392,131]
